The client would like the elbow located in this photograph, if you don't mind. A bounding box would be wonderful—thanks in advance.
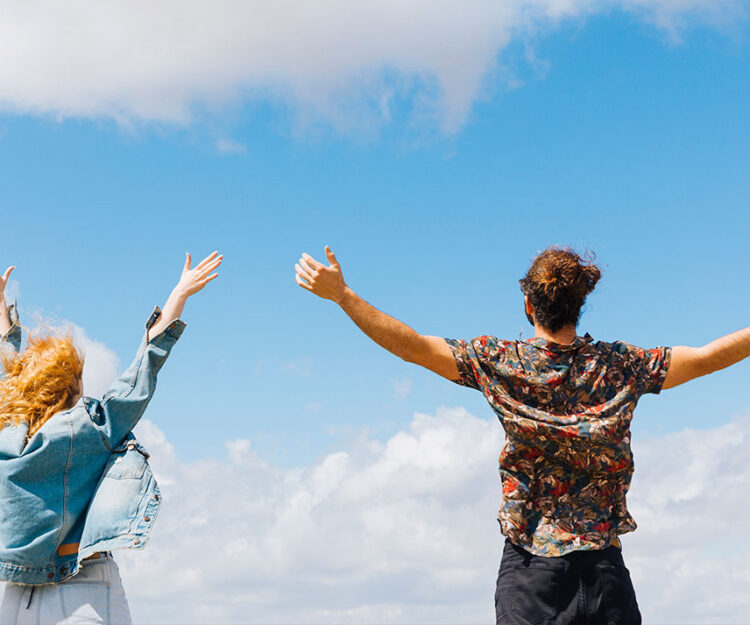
[400,351,416,365]
[399,345,424,365]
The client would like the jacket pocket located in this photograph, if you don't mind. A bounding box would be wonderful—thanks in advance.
[105,440,149,480]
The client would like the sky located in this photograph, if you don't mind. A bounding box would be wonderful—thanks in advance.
[1,1,750,623]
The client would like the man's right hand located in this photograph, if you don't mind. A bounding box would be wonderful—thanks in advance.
[295,246,348,304]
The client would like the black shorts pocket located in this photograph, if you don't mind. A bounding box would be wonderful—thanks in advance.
[512,560,578,624]
[495,567,514,624]
[596,562,641,625]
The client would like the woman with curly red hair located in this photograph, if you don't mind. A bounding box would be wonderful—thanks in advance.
[296,244,750,625]
[0,252,221,625]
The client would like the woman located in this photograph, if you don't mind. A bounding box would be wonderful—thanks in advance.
[295,244,750,624]
[0,251,222,625]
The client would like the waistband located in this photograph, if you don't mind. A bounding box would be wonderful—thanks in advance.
[505,536,623,559]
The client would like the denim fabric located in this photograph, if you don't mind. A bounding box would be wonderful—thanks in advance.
[0,308,185,585]
[0,552,132,624]
[496,538,641,625]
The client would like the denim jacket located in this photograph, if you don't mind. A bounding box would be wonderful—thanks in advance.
[0,305,185,584]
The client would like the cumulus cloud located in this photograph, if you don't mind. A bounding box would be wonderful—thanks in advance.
[113,408,750,624]
[0,0,743,133]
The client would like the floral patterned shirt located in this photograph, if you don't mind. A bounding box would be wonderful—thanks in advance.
[446,333,671,557]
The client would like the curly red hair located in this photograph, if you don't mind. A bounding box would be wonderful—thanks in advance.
[0,335,84,437]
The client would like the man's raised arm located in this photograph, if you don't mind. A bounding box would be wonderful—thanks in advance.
[662,325,750,390]
[295,246,459,381]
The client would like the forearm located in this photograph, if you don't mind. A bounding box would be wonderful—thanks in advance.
[699,325,750,375]
[337,287,425,363]
[0,296,11,337]
[147,288,188,342]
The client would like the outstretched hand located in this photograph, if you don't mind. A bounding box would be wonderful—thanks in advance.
[295,246,347,303]
[0,266,15,300]
[147,251,222,342]
[175,251,222,298]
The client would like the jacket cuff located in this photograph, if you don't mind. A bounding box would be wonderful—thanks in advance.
[144,306,187,344]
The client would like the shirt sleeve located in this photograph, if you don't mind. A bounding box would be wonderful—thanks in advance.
[444,336,499,391]
[616,342,672,396]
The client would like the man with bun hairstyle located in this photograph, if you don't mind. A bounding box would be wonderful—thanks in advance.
[295,245,750,624]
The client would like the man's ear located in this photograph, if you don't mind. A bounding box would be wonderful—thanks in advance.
[524,295,536,327]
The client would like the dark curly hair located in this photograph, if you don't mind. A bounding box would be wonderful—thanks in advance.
[519,247,601,332]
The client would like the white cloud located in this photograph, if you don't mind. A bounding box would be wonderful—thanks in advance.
[392,377,413,398]
[215,138,247,155]
[111,408,750,624]
[0,0,742,134]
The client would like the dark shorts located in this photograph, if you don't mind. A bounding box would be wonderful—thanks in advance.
[496,538,641,625]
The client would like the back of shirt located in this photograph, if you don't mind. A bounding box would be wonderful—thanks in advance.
[446,334,671,557]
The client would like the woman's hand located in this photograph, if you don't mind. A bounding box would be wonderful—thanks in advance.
[295,246,347,304]
[147,251,222,342]
[174,251,222,298]
[0,266,15,301]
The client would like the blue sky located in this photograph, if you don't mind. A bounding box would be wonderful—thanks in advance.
[2,3,750,623]
[1,11,749,469]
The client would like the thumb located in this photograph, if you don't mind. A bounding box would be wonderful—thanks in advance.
[184,252,192,272]
[324,246,338,267]
[2,266,14,281]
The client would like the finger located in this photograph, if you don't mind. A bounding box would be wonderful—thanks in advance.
[295,274,313,291]
[196,251,220,270]
[183,253,191,272]
[301,253,323,270]
[2,266,14,282]
[324,246,338,266]
[198,257,223,276]
[299,257,318,276]
[200,273,219,284]
[295,263,314,282]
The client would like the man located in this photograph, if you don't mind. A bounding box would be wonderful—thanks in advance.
[295,245,750,624]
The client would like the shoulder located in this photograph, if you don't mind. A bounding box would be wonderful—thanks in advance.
[465,335,510,357]
[590,340,664,374]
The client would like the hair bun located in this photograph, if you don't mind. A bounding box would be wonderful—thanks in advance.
[519,246,602,332]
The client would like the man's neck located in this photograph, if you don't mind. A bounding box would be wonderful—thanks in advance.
[533,324,578,345]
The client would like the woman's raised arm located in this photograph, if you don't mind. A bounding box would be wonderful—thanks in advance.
[0,266,16,337]
[0,266,21,354]
[90,251,222,448]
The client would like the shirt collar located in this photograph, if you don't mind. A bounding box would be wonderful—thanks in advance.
[521,332,594,353]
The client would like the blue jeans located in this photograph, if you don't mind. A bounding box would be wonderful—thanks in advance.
[496,538,641,624]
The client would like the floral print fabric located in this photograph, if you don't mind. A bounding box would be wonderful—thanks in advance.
[446,333,671,557]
